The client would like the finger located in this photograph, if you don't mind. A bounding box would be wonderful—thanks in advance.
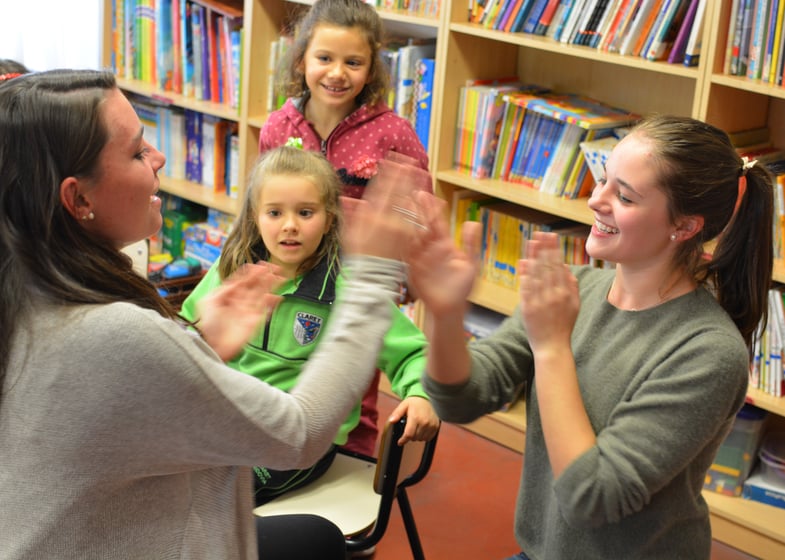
[461,221,482,263]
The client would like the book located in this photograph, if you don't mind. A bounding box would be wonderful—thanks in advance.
[724,0,742,73]
[559,0,590,43]
[667,0,699,63]
[775,2,785,84]
[761,0,780,81]
[533,0,565,35]
[181,0,194,97]
[635,0,669,58]
[391,40,437,123]
[682,0,707,66]
[414,58,436,152]
[551,0,579,40]
[743,467,785,510]
[590,0,623,48]
[579,134,619,183]
[522,0,551,34]
[184,109,203,183]
[748,0,773,80]
[768,0,785,83]
[579,0,613,47]
[604,0,642,52]
[156,0,174,91]
[569,0,600,44]
[618,0,660,55]
[737,0,757,75]
[496,0,523,30]
[509,0,540,32]
[645,0,691,61]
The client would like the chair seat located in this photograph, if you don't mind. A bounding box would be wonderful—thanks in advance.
[254,453,381,537]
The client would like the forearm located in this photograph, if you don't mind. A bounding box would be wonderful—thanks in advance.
[534,347,596,478]
[424,307,472,385]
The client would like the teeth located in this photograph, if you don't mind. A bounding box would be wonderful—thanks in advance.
[595,221,619,234]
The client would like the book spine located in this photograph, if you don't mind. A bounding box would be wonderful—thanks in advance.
[668,0,698,63]
[748,0,773,80]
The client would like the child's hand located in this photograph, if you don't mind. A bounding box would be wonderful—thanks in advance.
[197,262,284,361]
[387,396,440,446]
[407,191,482,316]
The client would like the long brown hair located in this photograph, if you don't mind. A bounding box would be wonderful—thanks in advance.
[0,69,179,398]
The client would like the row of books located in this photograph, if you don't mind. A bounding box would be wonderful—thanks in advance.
[450,190,592,289]
[470,0,707,65]
[454,79,639,198]
[724,0,785,86]
[752,288,785,397]
[111,0,243,108]
[128,95,241,199]
[366,0,442,17]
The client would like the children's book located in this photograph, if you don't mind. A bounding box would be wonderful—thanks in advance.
[394,40,436,124]
[682,0,707,66]
[533,0,565,35]
[667,0,699,64]
[645,0,691,61]
[737,0,756,75]
[618,0,660,55]
[747,0,773,80]
[604,0,642,52]
[414,58,436,152]
[761,0,780,81]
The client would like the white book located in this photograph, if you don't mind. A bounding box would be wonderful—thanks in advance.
[683,0,707,66]
[560,0,590,43]
[619,0,659,55]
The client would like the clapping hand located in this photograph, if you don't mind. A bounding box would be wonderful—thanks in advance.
[518,232,579,354]
[196,262,284,361]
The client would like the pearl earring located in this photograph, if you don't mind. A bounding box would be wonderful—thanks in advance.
[82,212,95,221]
[670,233,677,241]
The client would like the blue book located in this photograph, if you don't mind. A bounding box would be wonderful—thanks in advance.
[181,0,194,97]
[414,58,435,152]
[552,0,577,41]
[522,116,556,182]
[522,0,550,34]
[510,0,538,32]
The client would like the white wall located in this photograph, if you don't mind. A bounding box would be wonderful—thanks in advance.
[0,0,103,71]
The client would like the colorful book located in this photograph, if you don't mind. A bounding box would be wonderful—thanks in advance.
[767,0,785,82]
[682,0,707,66]
[748,0,773,80]
[604,0,641,52]
[414,58,436,152]
[737,0,756,75]
[668,0,699,63]
[645,0,691,61]
[761,0,780,81]
[533,0,564,35]
[522,0,551,34]
[619,0,660,55]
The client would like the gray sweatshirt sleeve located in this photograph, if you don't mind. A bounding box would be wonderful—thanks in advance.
[55,255,406,475]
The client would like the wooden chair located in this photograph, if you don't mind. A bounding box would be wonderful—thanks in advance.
[254,417,438,559]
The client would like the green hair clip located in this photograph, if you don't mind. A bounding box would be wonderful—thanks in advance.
[285,137,304,149]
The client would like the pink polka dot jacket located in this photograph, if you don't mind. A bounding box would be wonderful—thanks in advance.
[258,97,430,199]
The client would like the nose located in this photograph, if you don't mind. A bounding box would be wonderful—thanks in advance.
[326,62,344,78]
[147,140,166,172]
[587,180,608,212]
[282,213,299,232]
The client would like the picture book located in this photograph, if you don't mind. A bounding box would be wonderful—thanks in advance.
[414,58,436,152]
[512,92,639,130]
[604,0,642,53]
[747,0,773,80]
[645,0,691,61]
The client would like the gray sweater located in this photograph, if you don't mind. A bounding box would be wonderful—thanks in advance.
[424,266,749,560]
[0,256,403,559]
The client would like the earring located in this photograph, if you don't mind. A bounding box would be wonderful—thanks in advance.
[670,233,677,241]
[82,211,95,221]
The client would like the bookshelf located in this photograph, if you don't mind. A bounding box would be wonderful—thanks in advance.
[101,0,785,556]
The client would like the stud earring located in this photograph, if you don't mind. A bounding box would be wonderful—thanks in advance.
[670,233,677,241]
[82,212,95,221]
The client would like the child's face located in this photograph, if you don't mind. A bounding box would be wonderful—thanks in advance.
[301,23,372,119]
[256,174,332,279]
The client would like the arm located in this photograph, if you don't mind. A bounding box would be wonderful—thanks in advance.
[520,232,595,478]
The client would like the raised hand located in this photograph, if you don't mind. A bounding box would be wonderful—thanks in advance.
[196,262,284,361]
[406,191,482,316]
[518,232,580,355]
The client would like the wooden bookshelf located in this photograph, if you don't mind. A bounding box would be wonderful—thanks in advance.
[101,1,785,556]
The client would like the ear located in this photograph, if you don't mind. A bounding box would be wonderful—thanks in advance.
[674,215,704,242]
[60,176,93,222]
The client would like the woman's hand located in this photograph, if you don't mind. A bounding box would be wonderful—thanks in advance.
[197,262,284,361]
[407,192,482,317]
[518,232,580,356]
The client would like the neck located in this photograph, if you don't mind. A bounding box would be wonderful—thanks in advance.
[608,267,696,311]
[303,98,353,140]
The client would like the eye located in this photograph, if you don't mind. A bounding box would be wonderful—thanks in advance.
[299,209,314,218]
[347,59,362,67]
[267,209,281,218]
[316,54,330,63]
[617,191,632,204]
[134,147,150,160]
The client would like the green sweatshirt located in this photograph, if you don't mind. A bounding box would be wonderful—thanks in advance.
[182,255,428,445]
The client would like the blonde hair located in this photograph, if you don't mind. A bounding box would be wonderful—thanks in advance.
[218,146,343,280]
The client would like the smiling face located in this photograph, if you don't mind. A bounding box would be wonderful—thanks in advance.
[256,174,331,279]
[77,89,165,248]
[585,132,678,269]
[301,23,372,119]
